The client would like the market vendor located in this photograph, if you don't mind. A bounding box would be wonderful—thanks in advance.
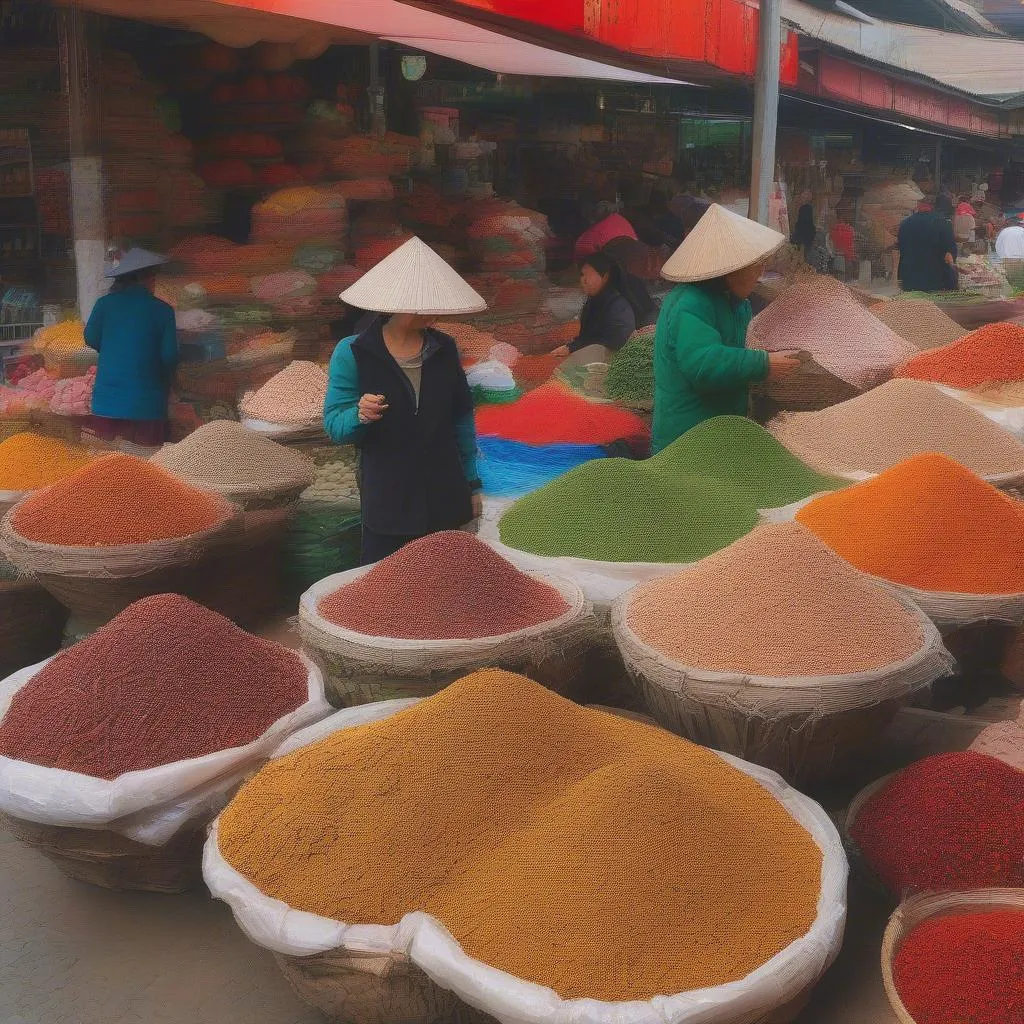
[323,236,485,565]
[651,205,799,453]
[896,194,958,293]
[84,248,178,448]
[552,253,658,361]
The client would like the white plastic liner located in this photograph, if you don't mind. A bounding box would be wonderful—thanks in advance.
[204,699,848,1024]
[936,385,1024,440]
[239,416,326,441]
[0,654,330,845]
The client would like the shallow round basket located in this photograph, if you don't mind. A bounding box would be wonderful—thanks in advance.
[612,590,953,787]
[1,812,205,894]
[881,889,1024,1024]
[0,578,67,678]
[299,568,598,707]
[0,500,241,631]
[204,702,847,1024]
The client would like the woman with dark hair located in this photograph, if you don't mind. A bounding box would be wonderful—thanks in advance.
[552,252,658,359]
[652,205,800,452]
[84,248,178,449]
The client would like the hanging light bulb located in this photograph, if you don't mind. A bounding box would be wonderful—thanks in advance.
[597,92,606,112]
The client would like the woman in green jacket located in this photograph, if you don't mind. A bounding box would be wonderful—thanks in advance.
[651,204,799,453]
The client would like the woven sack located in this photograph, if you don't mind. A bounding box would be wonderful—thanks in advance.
[763,497,1024,629]
[612,590,953,786]
[203,701,848,1024]
[0,654,329,892]
[0,497,242,630]
[299,569,599,707]
[880,888,1024,1024]
[0,578,66,679]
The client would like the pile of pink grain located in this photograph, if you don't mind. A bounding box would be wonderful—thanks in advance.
[239,360,328,425]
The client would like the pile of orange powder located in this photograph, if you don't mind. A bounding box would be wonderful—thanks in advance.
[10,453,233,546]
[0,432,93,493]
[217,670,823,1003]
[896,321,1024,389]
[796,453,1024,594]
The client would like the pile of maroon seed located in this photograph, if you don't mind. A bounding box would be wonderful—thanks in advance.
[0,594,309,780]
[316,531,570,640]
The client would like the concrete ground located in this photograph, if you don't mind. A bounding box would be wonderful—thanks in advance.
[0,615,1009,1024]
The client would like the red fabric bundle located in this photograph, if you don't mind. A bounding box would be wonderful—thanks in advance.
[476,382,649,446]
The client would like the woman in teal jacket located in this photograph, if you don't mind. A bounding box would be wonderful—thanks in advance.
[84,248,178,448]
[652,205,799,453]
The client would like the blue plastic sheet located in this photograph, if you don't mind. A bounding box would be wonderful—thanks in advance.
[478,437,607,499]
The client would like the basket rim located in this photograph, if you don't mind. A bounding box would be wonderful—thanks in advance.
[880,888,1024,1024]
[300,567,589,651]
[612,588,945,696]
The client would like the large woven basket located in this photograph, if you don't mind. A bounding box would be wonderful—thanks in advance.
[612,591,953,787]
[274,948,499,1024]
[300,569,599,708]
[880,889,1024,1024]
[0,578,66,678]
[0,499,241,631]
[2,812,205,894]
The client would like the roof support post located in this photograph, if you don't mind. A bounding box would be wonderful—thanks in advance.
[750,0,781,225]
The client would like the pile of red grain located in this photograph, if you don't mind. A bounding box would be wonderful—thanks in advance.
[10,453,232,546]
[850,751,1024,894]
[476,381,648,446]
[0,595,308,779]
[317,531,569,640]
[892,909,1024,1024]
[896,321,1024,389]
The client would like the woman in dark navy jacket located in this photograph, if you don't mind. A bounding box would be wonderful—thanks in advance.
[323,237,486,565]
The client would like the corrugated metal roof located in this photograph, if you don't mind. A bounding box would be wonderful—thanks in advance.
[783,0,1024,103]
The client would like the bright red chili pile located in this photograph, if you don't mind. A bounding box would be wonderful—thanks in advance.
[317,530,570,640]
[475,381,648,446]
[893,909,1024,1024]
[0,594,308,779]
[850,752,1024,893]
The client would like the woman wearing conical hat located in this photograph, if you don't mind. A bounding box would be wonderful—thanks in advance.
[324,237,487,564]
[651,206,800,453]
[84,248,177,449]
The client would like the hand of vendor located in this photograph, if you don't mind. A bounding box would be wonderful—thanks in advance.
[551,345,571,358]
[767,352,801,381]
[357,393,388,424]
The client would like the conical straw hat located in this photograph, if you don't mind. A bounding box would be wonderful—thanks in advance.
[341,236,487,315]
[104,247,168,278]
[661,204,787,283]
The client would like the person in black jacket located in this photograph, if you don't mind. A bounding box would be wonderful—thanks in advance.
[323,237,487,565]
[897,193,958,293]
[552,252,658,358]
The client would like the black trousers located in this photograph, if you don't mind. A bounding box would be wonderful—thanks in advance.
[359,526,423,565]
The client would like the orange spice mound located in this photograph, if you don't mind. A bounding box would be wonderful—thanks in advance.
[796,453,1024,594]
[476,381,648,445]
[11,453,233,546]
[0,432,93,492]
[896,322,1024,389]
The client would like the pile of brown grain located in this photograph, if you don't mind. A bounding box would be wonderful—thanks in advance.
[239,361,328,425]
[625,523,924,677]
[769,379,1024,477]
[870,297,967,351]
[152,421,314,495]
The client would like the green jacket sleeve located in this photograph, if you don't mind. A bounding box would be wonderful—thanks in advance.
[160,303,179,372]
[323,337,368,445]
[669,303,769,395]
